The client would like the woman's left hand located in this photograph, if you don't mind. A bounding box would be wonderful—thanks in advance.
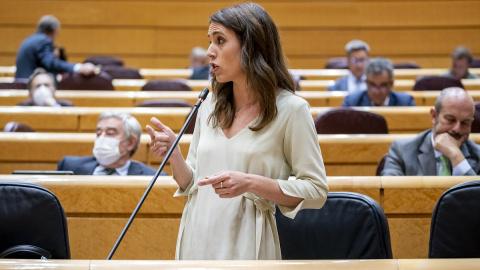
[198,171,250,198]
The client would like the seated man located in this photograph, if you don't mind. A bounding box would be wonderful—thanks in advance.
[382,87,480,176]
[327,40,369,93]
[342,57,415,107]
[17,67,73,107]
[188,46,211,80]
[441,46,479,80]
[58,111,166,176]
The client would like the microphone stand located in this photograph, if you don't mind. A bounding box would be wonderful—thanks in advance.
[107,88,209,260]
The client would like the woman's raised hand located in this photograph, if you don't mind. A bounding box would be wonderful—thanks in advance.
[146,117,179,158]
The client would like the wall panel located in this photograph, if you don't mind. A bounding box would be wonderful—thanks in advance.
[0,0,478,68]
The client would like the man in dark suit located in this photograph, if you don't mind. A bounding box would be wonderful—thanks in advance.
[382,87,480,176]
[57,111,166,176]
[188,46,211,80]
[342,57,415,107]
[327,40,369,93]
[189,65,211,80]
[15,15,96,79]
[17,68,73,107]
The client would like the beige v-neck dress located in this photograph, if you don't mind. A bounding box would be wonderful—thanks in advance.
[174,90,328,260]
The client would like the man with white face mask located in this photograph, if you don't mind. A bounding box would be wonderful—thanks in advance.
[17,67,73,107]
[57,111,166,176]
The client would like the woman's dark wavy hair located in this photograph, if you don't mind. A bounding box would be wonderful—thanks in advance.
[208,3,295,131]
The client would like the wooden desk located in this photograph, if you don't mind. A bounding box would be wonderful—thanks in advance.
[1,258,479,270]
[0,175,182,260]
[108,78,480,92]
[139,68,192,80]
[0,90,204,107]
[1,175,479,260]
[0,106,192,133]
[112,79,211,92]
[3,66,478,80]
[0,66,16,77]
[2,75,480,92]
[311,106,434,134]
[0,133,156,175]
[3,133,480,176]
[4,90,480,108]
[300,79,480,92]
[293,68,480,81]
[0,105,438,135]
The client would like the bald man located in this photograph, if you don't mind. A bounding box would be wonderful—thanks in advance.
[382,87,480,176]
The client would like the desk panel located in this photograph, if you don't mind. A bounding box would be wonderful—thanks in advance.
[1,175,479,259]
[3,133,480,177]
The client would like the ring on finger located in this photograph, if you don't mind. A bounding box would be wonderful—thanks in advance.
[221,181,223,189]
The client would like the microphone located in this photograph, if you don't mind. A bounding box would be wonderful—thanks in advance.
[107,88,209,260]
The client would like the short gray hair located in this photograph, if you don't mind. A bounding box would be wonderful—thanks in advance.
[98,111,142,156]
[345,40,370,58]
[451,46,473,64]
[27,67,56,91]
[189,46,207,59]
[36,15,60,34]
[366,57,394,80]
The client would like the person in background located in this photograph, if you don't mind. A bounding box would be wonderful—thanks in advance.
[17,67,73,106]
[188,46,208,69]
[147,3,328,260]
[15,15,96,79]
[382,87,480,176]
[188,46,211,80]
[342,57,415,107]
[327,39,370,93]
[441,46,479,80]
[57,111,166,176]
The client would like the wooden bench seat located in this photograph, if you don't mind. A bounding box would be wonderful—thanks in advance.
[1,174,479,260]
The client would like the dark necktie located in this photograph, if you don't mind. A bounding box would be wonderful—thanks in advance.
[105,168,116,175]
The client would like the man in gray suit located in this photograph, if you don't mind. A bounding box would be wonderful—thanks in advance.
[57,111,166,176]
[327,40,370,93]
[382,87,480,176]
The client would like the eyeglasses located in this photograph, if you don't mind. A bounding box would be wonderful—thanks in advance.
[366,81,391,91]
[349,58,368,64]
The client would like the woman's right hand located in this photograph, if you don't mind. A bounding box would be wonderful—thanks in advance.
[146,117,180,159]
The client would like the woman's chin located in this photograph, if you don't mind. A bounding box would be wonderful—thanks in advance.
[215,76,227,83]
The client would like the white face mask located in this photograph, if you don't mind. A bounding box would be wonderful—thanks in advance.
[93,136,127,166]
[32,85,54,106]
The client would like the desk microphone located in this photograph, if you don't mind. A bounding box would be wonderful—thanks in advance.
[107,88,209,260]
